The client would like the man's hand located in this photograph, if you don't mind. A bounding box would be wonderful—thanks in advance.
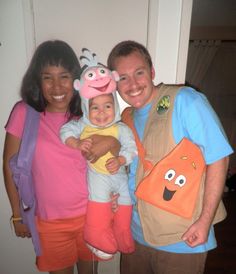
[83,135,120,163]
[181,218,210,247]
[79,138,93,153]
[110,192,120,213]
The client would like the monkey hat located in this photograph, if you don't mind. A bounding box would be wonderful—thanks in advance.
[74,48,121,128]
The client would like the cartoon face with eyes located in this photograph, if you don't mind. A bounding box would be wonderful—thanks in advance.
[162,168,187,201]
[135,138,206,218]
[74,65,120,99]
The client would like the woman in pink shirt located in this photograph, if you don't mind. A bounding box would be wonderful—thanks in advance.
[3,40,118,274]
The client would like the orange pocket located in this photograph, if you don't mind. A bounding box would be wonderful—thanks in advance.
[135,138,205,219]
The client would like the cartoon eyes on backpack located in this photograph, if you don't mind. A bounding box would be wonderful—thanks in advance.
[164,169,186,187]
[165,169,175,180]
[174,175,186,187]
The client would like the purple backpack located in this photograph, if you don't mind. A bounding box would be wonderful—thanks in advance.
[9,104,41,256]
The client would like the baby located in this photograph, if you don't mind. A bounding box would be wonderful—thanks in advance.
[60,49,137,259]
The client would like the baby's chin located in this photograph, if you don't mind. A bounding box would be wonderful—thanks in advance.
[92,120,112,127]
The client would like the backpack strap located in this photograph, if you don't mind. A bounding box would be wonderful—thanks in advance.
[16,104,40,170]
[122,107,153,171]
[9,103,41,255]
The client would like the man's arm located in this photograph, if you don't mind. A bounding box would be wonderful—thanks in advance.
[83,134,121,163]
[182,156,229,247]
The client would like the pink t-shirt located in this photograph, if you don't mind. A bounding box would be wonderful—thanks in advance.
[6,101,88,220]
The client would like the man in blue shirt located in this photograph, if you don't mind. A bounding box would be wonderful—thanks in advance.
[107,40,233,274]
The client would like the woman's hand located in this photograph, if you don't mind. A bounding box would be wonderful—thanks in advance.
[12,221,31,238]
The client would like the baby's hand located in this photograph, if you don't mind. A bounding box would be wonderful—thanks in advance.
[106,156,126,174]
[79,138,93,153]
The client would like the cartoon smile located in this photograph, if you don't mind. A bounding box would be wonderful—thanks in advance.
[163,186,176,201]
[89,83,110,92]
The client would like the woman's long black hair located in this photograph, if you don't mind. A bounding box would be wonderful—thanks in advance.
[20,40,82,117]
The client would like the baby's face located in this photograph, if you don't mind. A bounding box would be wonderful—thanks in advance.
[89,94,115,127]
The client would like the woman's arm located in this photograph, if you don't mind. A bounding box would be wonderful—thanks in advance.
[3,133,31,237]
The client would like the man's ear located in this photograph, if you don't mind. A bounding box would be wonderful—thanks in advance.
[151,66,155,80]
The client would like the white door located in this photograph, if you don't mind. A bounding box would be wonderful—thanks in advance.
[0,1,46,273]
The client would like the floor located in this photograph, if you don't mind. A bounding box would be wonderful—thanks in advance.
[204,191,236,274]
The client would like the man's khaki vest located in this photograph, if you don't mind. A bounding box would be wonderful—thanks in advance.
[122,84,226,246]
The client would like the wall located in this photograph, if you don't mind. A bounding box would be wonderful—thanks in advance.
[0,1,43,274]
[32,0,149,112]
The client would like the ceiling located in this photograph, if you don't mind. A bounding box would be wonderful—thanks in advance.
[191,0,236,27]
[190,0,236,40]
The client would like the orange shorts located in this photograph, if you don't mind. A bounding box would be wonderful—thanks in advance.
[36,215,97,272]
